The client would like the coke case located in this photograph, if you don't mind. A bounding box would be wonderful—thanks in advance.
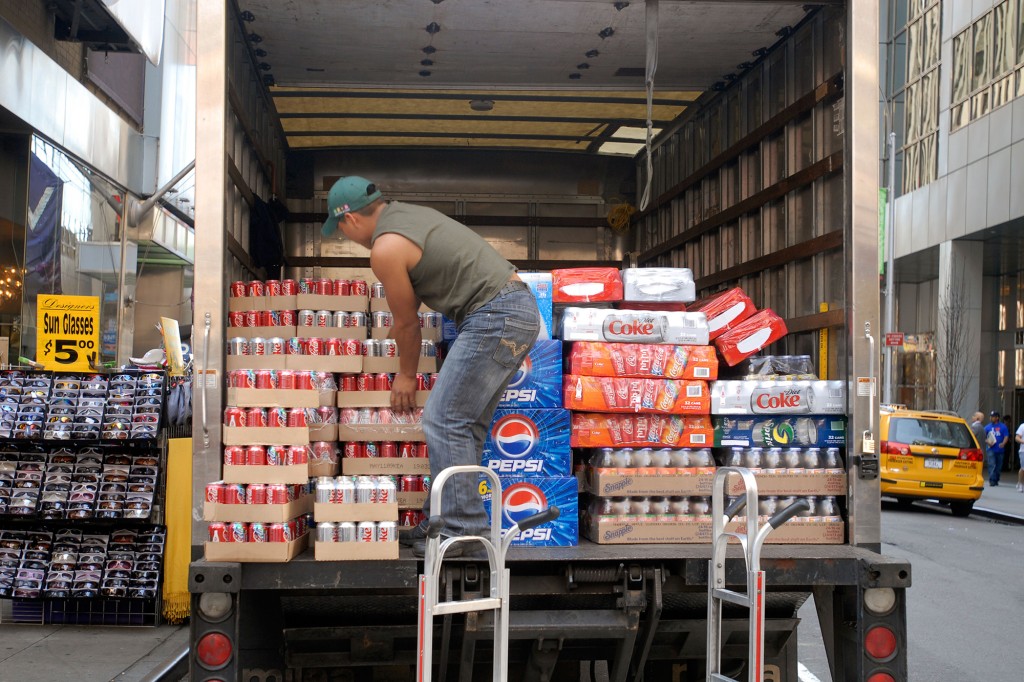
[562,375,710,414]
[566,341,718,381]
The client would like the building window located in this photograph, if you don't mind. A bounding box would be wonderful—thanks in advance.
[951,0,1024,132]
[898,0,941,194]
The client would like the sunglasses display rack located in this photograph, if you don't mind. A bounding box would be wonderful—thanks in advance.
[0,525,166,626]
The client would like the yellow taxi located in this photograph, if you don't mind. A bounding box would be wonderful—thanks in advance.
[879,405,985,516]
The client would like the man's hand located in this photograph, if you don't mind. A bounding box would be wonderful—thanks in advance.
[391,373,418,414]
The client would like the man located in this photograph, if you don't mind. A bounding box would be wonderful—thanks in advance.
[1015,419,1024,493]
[983,410,1009,487]
[969,412,986,451]
[322,176,540,557]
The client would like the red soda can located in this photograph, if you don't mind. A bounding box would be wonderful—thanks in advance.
[205,482,224,503]
[245,445,267,465]
[314,310,331,327]
[248,522,268,543]
[286,337,305,355]
[246,408,268,427]
[399,442,415,458]
[287,408,307,427]
[398,475,418,492]
[258,310,273,327]
[307,337,326,355]
[318,406,338,424]
[223,407,246,427]
[229,522,248,542]
[416,373,429,390]
[267,523,287,542]
[237,369,258,389]
[351,279,368,296]
[228,311,245,327]
[279,309,297,326]
[265,280,282,296]
[282,279,298,295]
[417,443,429,458]
[299,278,315,294]
[266,407,288,428]
[255,369,275,389]
[325,338,342,356]
[266,445,287,465]
[244,310,260,328]
[356,373,374,391]
[364,442,380,458]
[287,445,309,464]
[208,522,229,542]
[375,373,393,391]
[312,440,334,462]
[277,369,296,390]
[224,445,246,465]
[344,442,366,458]
[381,441,397,458]
[342,339,362,356]
[246,483,267,505]
[295,371,314,390]
[341,375,357,391]
[229,281,247,298]
[334,279,351,295]
[266,484,289,504]
[315,278,333,296]
[247,280,265,297]
[223,483,246,504]
[400,510,418,527]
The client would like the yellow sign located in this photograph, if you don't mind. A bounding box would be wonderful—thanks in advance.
[37,295,101,371]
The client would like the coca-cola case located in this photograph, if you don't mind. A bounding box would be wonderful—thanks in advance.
[621,267,695,303]
[560,308,710,345]
[570,413,714,449]
[710,380,846,415]
[714,309,788,366]
[713,415,848,447]
[482,408,572,476]
[691,288,757,341]
[480,476,578,546]
[498,340,563,409]
[563,375,710,414]
[552,267,623,303]
[567,342,718,381]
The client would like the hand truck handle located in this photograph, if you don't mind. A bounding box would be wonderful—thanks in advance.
[724,495,747,521]
[766,498,810,529]
[425,515,446,539]
[516,506,560,533]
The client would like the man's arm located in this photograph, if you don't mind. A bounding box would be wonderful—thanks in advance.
[371,234,423,413]
[1000,426,1009,449]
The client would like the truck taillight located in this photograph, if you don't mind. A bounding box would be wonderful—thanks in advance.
[864,625,897,661]
[958,447,984,462]
[881,441,910,455]
[196,631,233,669]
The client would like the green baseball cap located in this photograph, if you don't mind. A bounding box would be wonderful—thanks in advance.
[322,176,382,236]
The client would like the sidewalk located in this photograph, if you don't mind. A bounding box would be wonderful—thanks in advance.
[974,476,1024,521]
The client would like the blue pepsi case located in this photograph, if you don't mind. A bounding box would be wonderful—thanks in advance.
[519,272,553,339]
[480,476,579,546]
[498,340,563,408]
[482,408,572,476]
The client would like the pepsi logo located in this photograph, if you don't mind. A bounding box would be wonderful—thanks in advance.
[507,356,533,389]
[491,414,540,459]
[502,482,547,527]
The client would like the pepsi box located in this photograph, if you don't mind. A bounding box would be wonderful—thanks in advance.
[482,408,572,477]
[498,340,563,408]
[519,272,553,339]
[714,415,847,447]
[481,476,578,546]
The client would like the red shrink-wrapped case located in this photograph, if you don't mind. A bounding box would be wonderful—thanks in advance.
[714,308,788,366]
[691,287,757,341]
[551,267,624,303]
[567,342,718,380]
[563,375,710,414]
[570,413,713,448]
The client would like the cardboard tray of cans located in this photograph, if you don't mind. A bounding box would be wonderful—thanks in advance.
[398,491,428,509]
[0,526,165,599]
[225,353,364,372]
[227,294,297,312]
[342,458,431,476]
[336,390,431,408]
[369,326,442,343]
[228,325,298,340]
[314,502,399,522]
[336,424,425,442]
[583,516,844,544]
[204,532,309,562]
[204,494,313,523]
[0,448,159,520]
[222,463,310,485]
[226,388,335,409]
[222,426,310,447]
[312,538,399,561]
[362,357,439,375]
[295,293,368,311]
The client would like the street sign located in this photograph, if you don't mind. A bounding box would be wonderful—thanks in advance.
[37,295,101,371]
[884,332,904,347]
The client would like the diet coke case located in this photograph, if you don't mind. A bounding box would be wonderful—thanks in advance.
[498,340,563,408]
[691,288,757,341]
[567,342,718,381]
[713,415,847,447]
[482,408,572,476]
[560,308,710,345]
[621,267,695,303]
[711,380,846,415]
[714,309,788,366]
[480,476,578,546]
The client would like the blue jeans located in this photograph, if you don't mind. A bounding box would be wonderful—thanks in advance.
[420,281,540,537]
[987,448,1004,484]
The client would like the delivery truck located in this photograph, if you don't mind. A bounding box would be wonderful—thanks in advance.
[189,1,909,680]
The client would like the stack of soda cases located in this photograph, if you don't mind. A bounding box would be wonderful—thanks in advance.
[480,340,577,547]
[709,357,848,539]
[314,476,398,547]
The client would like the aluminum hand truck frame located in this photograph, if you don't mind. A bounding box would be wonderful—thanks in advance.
[706,467,809,682]
[416,465,560,682]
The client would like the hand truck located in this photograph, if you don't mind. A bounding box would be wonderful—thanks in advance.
[416,465,560,682]
[706,467,809,682]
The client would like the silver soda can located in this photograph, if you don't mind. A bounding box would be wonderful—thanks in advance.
[377,476,396,504]
[363,339,382,357]
[227,337,249,355]
[372,311,391,328]
[314,310,332,327]
[349,311,367,328]
[377,520,397,543]
[420,340,435,357]
[336,477,355,504]
[381,339,398,357]
[356,477,375,503]
[357,521,377,542]
[250,337,267,356]
[333,311,349,328]
[371,282,386,298]
[297,309,315,327]
[315,477,334,503]
[338,521,358,542]
[316,522,337,543]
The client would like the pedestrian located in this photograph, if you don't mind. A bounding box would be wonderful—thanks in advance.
[983,411,1010,487]
[969,411,986,450]
[322,176,540,557]
[1015,419,1024,493]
